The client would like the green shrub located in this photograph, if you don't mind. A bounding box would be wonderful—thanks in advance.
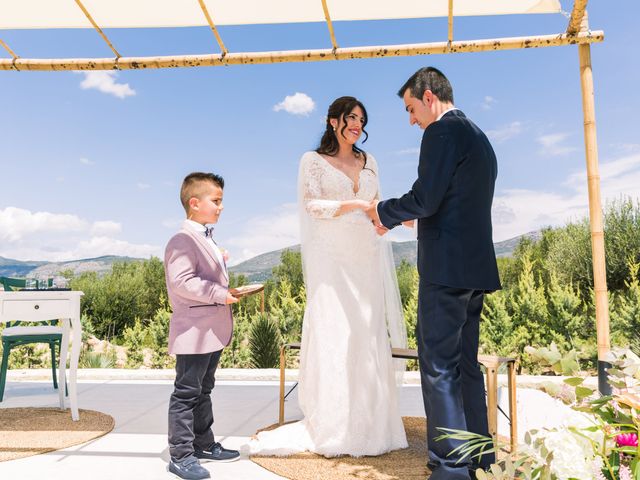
[123,319,146,368]
[148,306,174,369]
[79,349,117,368]
[248,315,281,369]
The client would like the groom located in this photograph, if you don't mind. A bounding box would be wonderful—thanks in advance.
[366,67,501,479]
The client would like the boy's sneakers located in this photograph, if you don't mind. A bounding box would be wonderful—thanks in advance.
[194,442,240,463]
[168,456,210,480]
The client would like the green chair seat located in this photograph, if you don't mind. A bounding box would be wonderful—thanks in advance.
[0,276,65,402]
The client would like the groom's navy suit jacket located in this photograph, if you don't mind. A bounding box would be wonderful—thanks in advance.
[378,109,501,292]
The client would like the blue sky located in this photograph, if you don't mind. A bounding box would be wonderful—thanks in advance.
[1,1,639,265]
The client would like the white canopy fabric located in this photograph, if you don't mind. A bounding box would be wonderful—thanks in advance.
[0,0,561,30]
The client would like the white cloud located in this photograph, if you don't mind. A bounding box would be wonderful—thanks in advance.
[273,92,316,116]
[78,71,136,99]
[486,121,522,144]
[137,182,151,190]
[0,207,87,242]
[492,152,640,241]
[223,204,300,265]
[0,207,160,262]
[72,236,159,259]
[90,220,122,236]
[481,95,496,110]
[537,132,579,156]
[79,157,94,165]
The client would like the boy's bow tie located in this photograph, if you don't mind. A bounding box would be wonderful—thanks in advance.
[204,226,214,238]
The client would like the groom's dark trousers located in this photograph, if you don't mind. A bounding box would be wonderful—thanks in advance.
[418,282,493,478]
[378,109,501,479]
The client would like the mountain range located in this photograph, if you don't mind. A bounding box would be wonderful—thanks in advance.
[0,255,140,278]
[228,231,541,281]
[0,231,541,281]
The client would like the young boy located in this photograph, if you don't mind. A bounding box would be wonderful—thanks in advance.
[164,172,239,480]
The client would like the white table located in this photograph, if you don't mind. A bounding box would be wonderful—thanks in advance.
[0,290,83,420]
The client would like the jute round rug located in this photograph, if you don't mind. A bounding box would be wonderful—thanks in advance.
[251,417,430,480]
[0,407,115,462]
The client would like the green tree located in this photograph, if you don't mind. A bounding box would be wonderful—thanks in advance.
[396,260,418,308]
[220,309,252,368]
[272,250,304,294]
[71,258,167,340]
[148,304,174,368]
[138,257,168,320]
[123,319,146,368]
[480,290,514,356]
[267,278,305,343]
[603,198,640,291]
[546,272,595,367]
[545,220,592,293]
[402,272,419,370]
[611,258,640,352]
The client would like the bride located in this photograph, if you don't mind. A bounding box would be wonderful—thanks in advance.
[251,96,408,457]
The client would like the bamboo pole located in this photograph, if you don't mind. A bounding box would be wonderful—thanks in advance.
[0,30,603,71]
[567,0,589,35]
[0,38,18,59]
[578,13,610,394]
[321,0,339,51]
[74,0,121,58]
[448,0,454,45]
[197,0,229,56]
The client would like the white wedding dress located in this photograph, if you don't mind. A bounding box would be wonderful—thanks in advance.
[250,151,408,457]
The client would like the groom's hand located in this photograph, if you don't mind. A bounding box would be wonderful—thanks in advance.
[364,200,381,224]
[365,201,389,236]
[375,225,389,236]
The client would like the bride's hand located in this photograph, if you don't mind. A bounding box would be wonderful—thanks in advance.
[402,220,415,228]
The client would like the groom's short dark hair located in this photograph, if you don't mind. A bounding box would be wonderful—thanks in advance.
[398,67,454,104]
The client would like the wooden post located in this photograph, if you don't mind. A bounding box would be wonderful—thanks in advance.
[485,365,498,445]
[507,362,517,452]
[578,12,611,394]
[279,345,286,424]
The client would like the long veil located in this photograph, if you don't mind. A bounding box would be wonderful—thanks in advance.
[376,183,408,384]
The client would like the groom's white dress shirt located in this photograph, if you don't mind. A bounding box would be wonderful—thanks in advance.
[436,107,459,122]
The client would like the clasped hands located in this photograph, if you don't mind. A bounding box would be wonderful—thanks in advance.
[363,201,388,236]
[361,201,414,236]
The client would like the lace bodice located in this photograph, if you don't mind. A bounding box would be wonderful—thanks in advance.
[300,151,379,219]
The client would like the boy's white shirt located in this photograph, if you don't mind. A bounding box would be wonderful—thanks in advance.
[184,219,227,275]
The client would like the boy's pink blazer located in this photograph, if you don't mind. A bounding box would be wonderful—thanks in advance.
[164,221,233,355]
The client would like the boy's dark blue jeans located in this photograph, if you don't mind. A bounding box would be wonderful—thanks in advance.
[168,350,222,462]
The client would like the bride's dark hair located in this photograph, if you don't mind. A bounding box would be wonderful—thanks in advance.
[316,96,369,167]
